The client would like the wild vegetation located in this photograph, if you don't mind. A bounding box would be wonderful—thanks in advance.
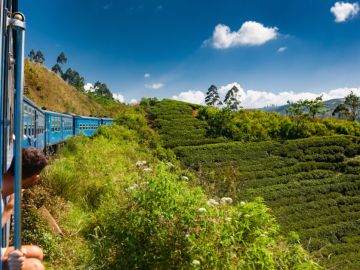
[22,109,318,269]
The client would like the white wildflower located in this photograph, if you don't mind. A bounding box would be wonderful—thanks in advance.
[220,197,233,204]
[192,260,200,265]
[244,214,251,218]
[143,167,153,172]
[167,162,175,167]
[207,199,219,207]
[225,217,232,222]
[128,184,138,190]
[136,160,147,167]
[185,234,190,238]
[181,176,189,181]
[198,207,207,213]
[240,201,246,206]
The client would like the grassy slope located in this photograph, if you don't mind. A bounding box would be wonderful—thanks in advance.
[23,113,318,269]
[25,61,124,117]
[147,100,360,269]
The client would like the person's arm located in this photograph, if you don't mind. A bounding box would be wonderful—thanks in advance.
[2,194,14,228]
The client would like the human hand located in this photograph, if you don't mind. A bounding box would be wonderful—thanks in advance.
[7,250,25,270]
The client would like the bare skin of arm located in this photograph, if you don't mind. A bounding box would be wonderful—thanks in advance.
[1,194,14,228]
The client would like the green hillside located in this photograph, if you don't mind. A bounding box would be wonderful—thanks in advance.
[145,99,360,269]
[23,111,318,269]
[25,60,125,117]
[145,99,227,147]
[174,136,360,269]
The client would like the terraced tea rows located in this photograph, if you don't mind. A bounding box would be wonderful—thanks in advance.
[146,99,226,147]
[174,136,360,269]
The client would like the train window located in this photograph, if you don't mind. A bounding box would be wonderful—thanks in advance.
[24,125,27,135]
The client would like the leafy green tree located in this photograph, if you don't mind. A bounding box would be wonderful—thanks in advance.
[51,63,63,76]
[305,95,328,118]
[286,100,307,117]
[224,86,241,111]
[34,50,45,64]
[28,49,36,61]
[62,68,85,91]
[93,81,114,100]
[205,85,222,107]
[56,52,67,65]
[332,104,350,119]
[344,91,360,121]
[140,97,159,107]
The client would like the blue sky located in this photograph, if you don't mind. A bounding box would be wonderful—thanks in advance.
[22,0,360,107]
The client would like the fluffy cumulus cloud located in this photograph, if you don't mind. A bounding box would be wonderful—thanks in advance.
[331,2,359,22]
[145,83,164,90]
[173,83,360,108]
[113,93,125,103]
[144,73,150,79]
[172,90,206,105]
[209,21,278,49]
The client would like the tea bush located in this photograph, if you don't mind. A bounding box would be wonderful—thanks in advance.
[174,136,360,269]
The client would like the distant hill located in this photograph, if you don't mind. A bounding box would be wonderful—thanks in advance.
[25,61,124,117]
[260,98,344,116]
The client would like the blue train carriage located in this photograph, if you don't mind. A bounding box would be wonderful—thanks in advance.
[44,110,74,147]
[74,115,101,136]
[23,97,45,150]
[101,117,114,126]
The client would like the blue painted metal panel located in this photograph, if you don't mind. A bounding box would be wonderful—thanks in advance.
[62,115,74,141]
[23,98,45,149]
[101,118,114,126]
[74,116,101,136]
[44,111,67,146]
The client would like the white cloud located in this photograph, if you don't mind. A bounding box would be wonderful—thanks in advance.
[129,99,139,105]
[113,93,125,103]
[144,73,150,79]
[173,83,360,109]
[331,2,359,22]
[209,21,278,49]
[219,83,360,108]
[84,83,95,93]
[172,90,205,105]
[145,83,164,90]
[277,47,287,53]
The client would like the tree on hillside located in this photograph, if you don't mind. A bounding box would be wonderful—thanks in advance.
[62,68,85,91]
[286,99,307,117]
[224,86,241,111]
[332,104,350,119]
[28,49,36,61]
[93,81,114,100]
[34,50,45,65]
[57,52,67,65]
[304,95,328,118]
[344,91,360,121]
[51,63,63,76]
[205,85,222,107]
[34,50,45,64]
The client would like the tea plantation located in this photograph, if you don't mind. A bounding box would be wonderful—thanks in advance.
[146,99,227,147]
[174,136,360,269]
